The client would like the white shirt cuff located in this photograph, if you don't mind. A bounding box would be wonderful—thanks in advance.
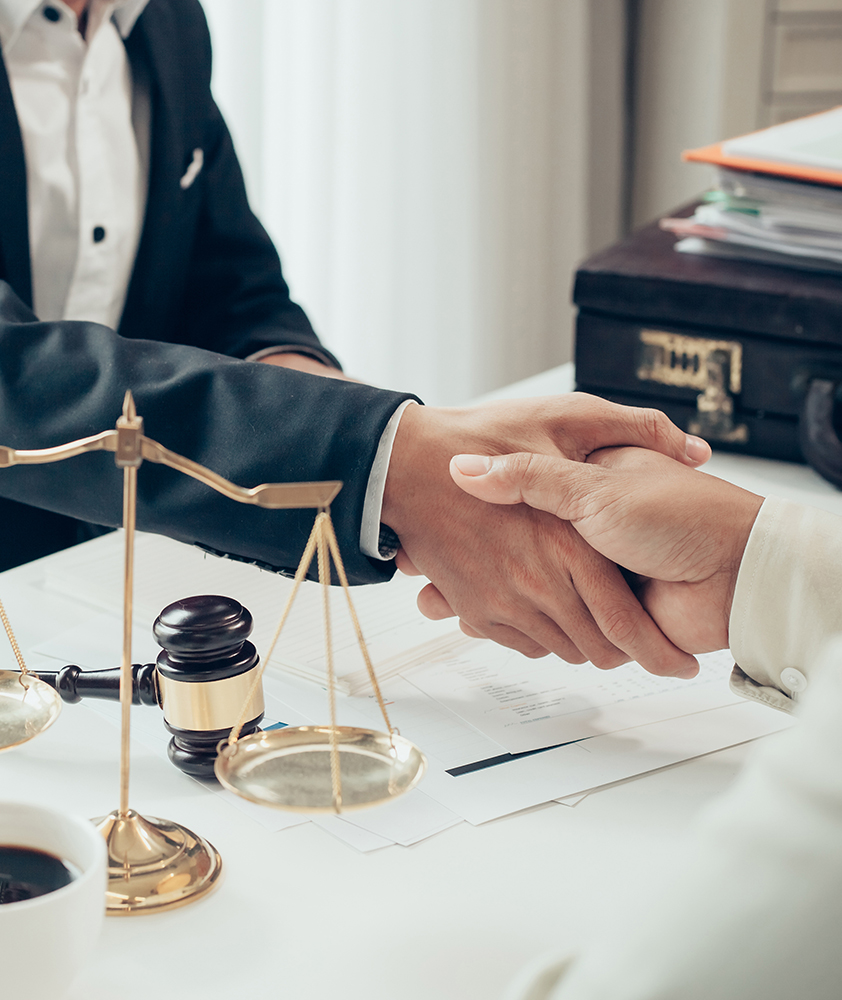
[360,400,417,560]
[729,495,842,706]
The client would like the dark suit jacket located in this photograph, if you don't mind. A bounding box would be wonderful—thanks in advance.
[0,0,417,582]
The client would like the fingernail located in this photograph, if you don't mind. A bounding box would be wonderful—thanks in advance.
[684,435,710,464]
[453,454,492,476]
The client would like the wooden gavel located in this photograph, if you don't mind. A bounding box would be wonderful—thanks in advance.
[36,595,265,779]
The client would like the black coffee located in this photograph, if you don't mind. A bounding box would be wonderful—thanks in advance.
[0,845,77,904]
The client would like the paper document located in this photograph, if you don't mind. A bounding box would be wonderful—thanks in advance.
[264,672,513,773]
[417,700,791,825]
[674,237,842,275]
[403,644,738,754]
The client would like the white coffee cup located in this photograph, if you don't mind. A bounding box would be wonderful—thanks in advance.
[0,801,106,999]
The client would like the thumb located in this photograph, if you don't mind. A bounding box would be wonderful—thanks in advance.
[449,452,604,520]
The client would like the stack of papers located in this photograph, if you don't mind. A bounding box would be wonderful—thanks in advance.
[666,107,842,272]
[31,531,792,852]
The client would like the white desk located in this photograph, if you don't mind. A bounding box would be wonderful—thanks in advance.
[2,363,839,1000]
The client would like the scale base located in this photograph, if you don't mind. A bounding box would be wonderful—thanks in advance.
[93,809,222,915]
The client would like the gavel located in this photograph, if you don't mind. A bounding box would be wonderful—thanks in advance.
[36,595,265,780]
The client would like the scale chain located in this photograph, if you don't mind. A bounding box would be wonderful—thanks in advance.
[225,513,322,748]
[317,515,343,811]
[322,514,396,739]
[0,596,29,677]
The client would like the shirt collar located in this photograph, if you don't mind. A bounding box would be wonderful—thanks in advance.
[112,0,147,38]
[0,0,149,52]
[0,0,44,52]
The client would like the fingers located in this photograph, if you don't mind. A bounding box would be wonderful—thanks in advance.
[416,581,455,619]
[453,591,628,670]
[458,608,588,662]
[586,445,675,472]
[511,528,698,676]
[450,452,599,521]
[458,619,484,639]
[414,525,670,672]
[418,582,577,660]
[417,492,698,676]
[395,547,423,576]
[571,396,710,466]
[460,620,554,659]
[575,561,699,678]
[457,618,553,660]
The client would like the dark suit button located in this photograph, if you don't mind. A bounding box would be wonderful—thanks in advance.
[92,226,106,243]
[43,6,61,21]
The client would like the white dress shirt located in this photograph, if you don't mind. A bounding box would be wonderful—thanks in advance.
[510,496,842,1000]
[0,0,149,329]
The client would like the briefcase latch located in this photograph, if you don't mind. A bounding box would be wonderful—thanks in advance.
[636,330,748,445]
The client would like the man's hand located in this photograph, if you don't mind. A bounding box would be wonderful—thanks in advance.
[258,352,357,381]
[382,395,711,676]
[447,446,763,660]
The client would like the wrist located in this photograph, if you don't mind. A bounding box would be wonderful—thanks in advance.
[381,404,443,538]
[381,404,477,539]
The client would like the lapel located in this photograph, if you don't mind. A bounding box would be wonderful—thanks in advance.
[122,0,195,334]
[0,54,32,307]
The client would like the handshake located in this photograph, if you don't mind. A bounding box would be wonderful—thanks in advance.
[381,394,764,678]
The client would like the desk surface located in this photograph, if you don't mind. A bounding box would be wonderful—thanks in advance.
[2,363,840,1000]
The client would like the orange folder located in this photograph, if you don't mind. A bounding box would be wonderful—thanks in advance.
[683,109,842,188]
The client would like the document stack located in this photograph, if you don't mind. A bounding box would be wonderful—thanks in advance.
[661,107,842,273]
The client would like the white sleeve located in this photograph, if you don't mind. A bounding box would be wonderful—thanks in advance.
[359,400,417,559]
[728,495,842,711]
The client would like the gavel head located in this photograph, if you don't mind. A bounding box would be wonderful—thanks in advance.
[154,595,265,779]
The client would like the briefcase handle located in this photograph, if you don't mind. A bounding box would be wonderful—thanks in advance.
[800,377,842,490]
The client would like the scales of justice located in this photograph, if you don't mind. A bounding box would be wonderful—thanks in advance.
[0,392,426,914]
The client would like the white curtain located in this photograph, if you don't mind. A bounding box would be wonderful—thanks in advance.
[201,0,624,404]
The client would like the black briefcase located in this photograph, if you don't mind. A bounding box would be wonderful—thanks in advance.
[573,207,842,488]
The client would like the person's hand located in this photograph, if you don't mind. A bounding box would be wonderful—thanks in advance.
[446,446,763,660]
[381,395,711,676]
[259,352,358,381]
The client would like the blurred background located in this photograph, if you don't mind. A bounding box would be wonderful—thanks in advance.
[200,0,842,404]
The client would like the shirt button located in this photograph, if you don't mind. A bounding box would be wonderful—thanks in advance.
[42,6,61,21]
[92,226,106,244]
[780,667,808,694]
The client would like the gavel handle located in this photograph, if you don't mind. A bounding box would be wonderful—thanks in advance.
[36,663,160,707]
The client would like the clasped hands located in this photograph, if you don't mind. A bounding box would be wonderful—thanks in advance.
[382,394,763,678]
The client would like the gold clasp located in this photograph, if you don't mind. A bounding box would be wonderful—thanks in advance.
[637,330,748,444]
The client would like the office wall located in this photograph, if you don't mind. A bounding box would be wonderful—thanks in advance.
[629,0,767,227]
[201,0,627,403]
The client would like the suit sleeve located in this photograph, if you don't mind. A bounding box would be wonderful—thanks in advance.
[0,282,418,584]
